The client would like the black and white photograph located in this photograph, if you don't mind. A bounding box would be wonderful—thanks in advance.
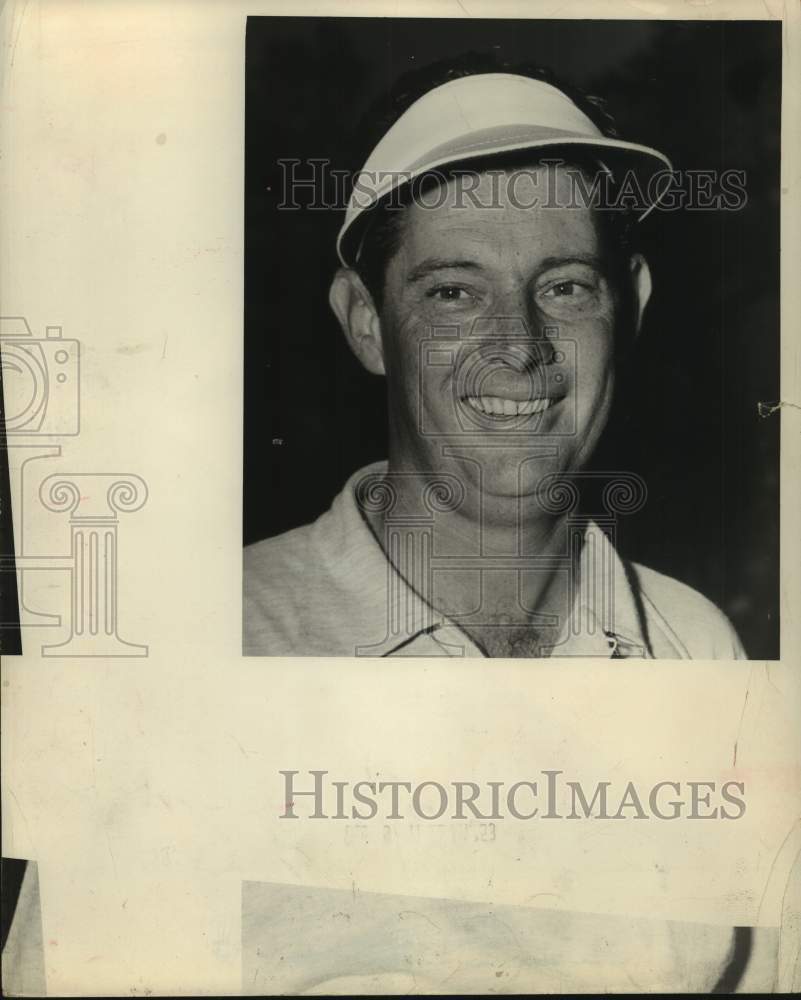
[243,17,781,661]
[1,3,799,996]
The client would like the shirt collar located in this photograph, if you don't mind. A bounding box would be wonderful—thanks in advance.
[321,461,649,658]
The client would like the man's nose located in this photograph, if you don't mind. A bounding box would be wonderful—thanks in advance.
[469,313,558,370]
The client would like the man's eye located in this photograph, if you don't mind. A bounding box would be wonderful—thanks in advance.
[544,280,586,298]
[428,285,470,302]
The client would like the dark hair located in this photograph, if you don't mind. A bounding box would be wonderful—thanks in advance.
[344,52,638,314]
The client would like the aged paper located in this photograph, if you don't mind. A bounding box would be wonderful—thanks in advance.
[1,0,799,995]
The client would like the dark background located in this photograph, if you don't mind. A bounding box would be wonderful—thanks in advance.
[243,17,780,659]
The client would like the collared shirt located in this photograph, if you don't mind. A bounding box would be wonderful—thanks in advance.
[244,461,746,659]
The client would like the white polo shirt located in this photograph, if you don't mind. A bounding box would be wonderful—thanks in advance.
[244,461,746,659]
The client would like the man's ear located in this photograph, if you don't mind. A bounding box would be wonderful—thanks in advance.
[629,253,653,338]
[328,268,385,375]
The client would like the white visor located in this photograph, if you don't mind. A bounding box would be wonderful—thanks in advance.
[336,72,673,267]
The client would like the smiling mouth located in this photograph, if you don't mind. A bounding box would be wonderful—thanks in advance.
[462,395,561,418]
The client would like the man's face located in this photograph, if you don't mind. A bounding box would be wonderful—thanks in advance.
[373,165,627,507]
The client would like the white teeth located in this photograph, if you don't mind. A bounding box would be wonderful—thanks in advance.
[463,395,554,417]
[517,398,552,415]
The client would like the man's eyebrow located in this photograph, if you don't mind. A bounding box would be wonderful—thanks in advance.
[406,258,483,283]
[405,253,606,284]
[537,254,606,271]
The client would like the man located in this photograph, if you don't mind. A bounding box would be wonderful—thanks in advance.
[244,60,746,660]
